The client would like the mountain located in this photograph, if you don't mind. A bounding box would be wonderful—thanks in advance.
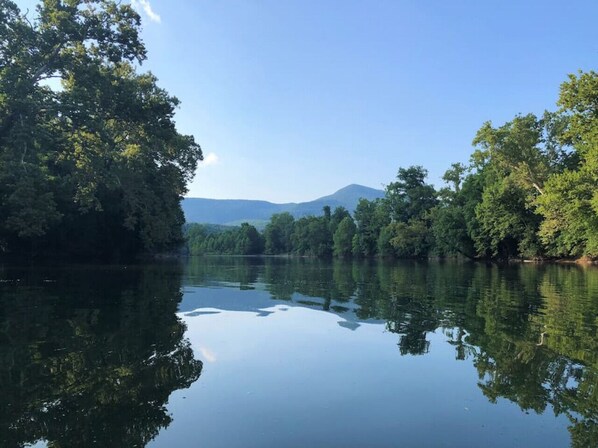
[182,184,385,226]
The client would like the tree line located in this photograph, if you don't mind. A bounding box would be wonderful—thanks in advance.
[0,0,202,259]
[187,70,598,261]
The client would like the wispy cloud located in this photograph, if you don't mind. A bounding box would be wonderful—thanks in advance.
[200,152,219,168]
[198,346,217,363]
[131,0,161,24]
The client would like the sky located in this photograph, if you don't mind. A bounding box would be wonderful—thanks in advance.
[17,0,598,202]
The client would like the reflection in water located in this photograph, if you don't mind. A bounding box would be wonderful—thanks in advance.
[1,258,596,447]
[184,257,598,448]
[0,265,202,447]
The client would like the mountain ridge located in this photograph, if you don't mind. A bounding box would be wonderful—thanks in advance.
[182,184,384,226]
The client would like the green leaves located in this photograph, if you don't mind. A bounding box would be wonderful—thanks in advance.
[534,71,598,258]
[0,1,202,258]
[333,216,356,258]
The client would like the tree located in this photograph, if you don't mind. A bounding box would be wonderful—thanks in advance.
[292,211,332,258]
[333,216,356,258]
[329,206,351,236]
[474,177,542,259]
[236,223,264,255]
[536,71,598,258]
[385,166,437,222]
[432,164,477,258]
[472,112,571,197]
[468,113,572,259]
[352,198,389,257]
[264,212,295,254]
[0,0,202,258]
[388,220,431,258]
[380,166,437,258]
[537,167,598,257]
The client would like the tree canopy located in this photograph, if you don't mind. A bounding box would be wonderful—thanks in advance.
[0,0,202,259]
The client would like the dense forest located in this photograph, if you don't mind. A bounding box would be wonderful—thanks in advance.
[0,0,202,259]
[187,71,598,261]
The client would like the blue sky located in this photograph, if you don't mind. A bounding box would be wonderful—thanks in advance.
[19,0,598,202]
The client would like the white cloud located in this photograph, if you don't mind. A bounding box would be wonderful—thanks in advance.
[131,0,161,24]
[200,152,219,168]
[198,346,217,363]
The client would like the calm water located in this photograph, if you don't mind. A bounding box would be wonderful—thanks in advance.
[0,258,596,447]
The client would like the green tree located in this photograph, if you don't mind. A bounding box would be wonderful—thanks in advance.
[442,163,467,194]
[385,166,437,222]
[475,176,542,259]
[292,210,332,258]
[329,206,351,236]
[432,164,478,258]
[381,166,437,258]
[467,113,573,259]
[377,224,396,257]
[536,71,598,258]
[472,112,571,197]
[235,222,264,255]
[352,198,389,257]
[389,220,432,258]
[0,0,202,258]
[333,216,356,258]
[264,212,295,254]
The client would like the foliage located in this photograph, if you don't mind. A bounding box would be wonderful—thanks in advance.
[384,166,437,222]
[472,112,571,196]
[380,166,437,258]
[187,222,264,255]
[536,71,598,258]
[333,216,356,258]
[352,198,389,257]
[388,219,432,258]
[0,0,202,259]
[292,213,333,257]
[474,176,542,259]
[264,212,295,254]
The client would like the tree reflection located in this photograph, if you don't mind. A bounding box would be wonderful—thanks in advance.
[184,257,597,447]
[0,265,202,447]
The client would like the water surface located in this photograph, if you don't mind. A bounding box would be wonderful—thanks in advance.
[1,258,596,447]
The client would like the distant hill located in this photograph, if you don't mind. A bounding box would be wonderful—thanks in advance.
[182,184,385,226]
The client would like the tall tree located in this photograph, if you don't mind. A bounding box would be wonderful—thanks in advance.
[468,113,572,259]
[264,212,295,254]
[536,71,598,258]
[384,166,437,222]
[472,112,571,197]
[329,206,351,236]
[352,198,389,257]
[333,216,356,258]
[382,166,437,258]
[432,162,482,259]
[0,0,202,258]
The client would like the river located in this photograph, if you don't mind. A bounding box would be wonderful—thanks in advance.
[1,258,596,447]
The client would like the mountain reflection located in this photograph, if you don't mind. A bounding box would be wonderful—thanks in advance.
[0,264,203,448]
[184,257,598,448]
